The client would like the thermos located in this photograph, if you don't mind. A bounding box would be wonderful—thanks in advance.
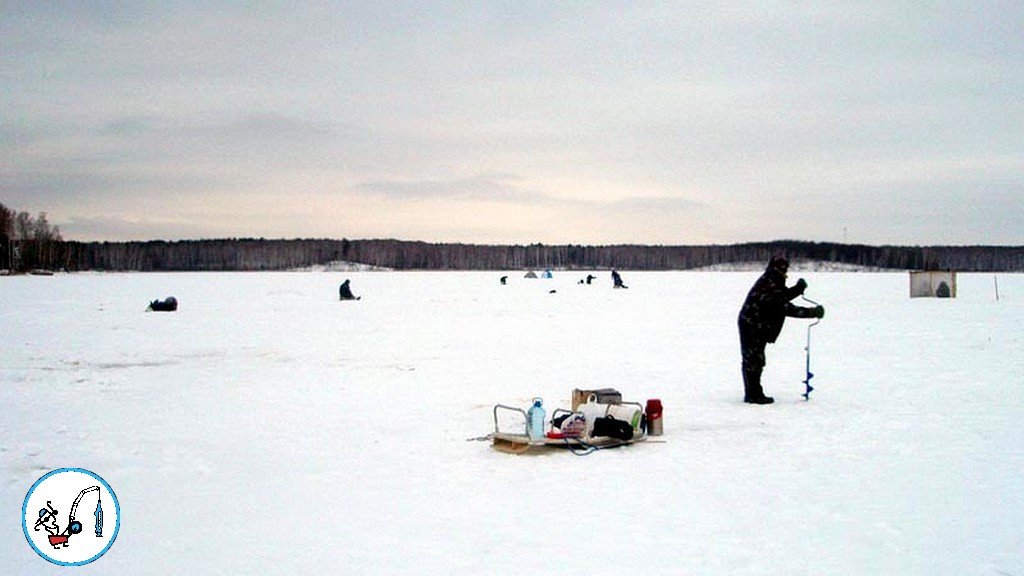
[645,399,663,436]
[527,398,546,440]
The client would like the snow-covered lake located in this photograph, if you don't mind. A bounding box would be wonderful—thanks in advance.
[2,270,1022,575]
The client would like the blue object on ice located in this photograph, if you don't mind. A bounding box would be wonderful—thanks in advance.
[527,398,545,440]
[803,361,815,400]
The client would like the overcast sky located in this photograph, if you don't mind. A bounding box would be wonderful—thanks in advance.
[2,1,1022,245]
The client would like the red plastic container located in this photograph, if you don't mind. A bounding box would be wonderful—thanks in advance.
[645,399,663,436]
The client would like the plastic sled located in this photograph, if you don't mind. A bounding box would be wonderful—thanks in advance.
[491,403,647,454]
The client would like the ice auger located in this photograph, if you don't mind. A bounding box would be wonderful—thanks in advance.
[802,295,822,400]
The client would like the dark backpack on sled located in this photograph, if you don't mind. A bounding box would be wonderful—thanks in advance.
[591,416,633,441]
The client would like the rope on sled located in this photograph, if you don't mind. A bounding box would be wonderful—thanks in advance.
[465,433,621,455]
[564,437,634,456]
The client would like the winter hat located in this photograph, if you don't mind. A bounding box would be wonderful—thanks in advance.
[768,256,789,273]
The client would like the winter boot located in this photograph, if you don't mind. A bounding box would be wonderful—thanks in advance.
[743,369,774,404]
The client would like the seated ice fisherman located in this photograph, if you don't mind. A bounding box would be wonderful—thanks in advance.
[611,270,627,289]
[339,280,360,301]
[147,296,178,311]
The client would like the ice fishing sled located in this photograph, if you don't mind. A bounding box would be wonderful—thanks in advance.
[490,389,660,454]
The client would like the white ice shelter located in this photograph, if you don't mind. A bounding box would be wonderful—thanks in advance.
[909,270,957,298]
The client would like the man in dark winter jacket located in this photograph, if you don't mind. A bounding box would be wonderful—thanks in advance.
[737,257,824,404]
[339,279,360,301]
[611,270,627,289]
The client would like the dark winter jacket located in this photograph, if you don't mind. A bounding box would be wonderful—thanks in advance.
[148,296,178,312]
[738,267,812,343]
[611,270,626,288]
[339,280,356,300]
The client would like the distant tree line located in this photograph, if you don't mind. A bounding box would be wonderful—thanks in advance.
[49,238,1024,272]
[0,202,64,272]
[3,202,1022,273]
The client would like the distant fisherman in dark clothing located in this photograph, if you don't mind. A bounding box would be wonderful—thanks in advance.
[737,257,824,404]
[147,296,178,312]
[611,270,627,289]
[500,275,508,285]
[339,279,360,301]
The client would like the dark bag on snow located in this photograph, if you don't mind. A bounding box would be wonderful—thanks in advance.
[552,413,571,429]
[591,416,633,441]
[148,296,178,312]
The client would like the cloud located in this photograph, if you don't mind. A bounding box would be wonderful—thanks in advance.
[351,174,557,205]
[610,195,706,213]
[60,215,224,242]
[1,111,347,204]
[3,2,1023,244]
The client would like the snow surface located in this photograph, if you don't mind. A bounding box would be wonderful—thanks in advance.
[2,270,1022,575]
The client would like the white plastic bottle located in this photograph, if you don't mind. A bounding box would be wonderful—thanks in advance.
[527,398,545,440]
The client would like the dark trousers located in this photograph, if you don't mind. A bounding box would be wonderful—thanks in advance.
[738,323,769,399]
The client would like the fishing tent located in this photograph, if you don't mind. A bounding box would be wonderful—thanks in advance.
[524,271,538,278]
[909,270,957,298]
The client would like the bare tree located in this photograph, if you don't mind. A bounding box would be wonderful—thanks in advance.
[33,212,56,241]
[14,211,32,240]
[0,203,12,270]
[0,203,13,240]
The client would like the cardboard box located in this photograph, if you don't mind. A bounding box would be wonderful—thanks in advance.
[571,388,622,411]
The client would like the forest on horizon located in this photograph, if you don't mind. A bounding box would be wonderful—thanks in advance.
[4,201,1023,273]
[4,236,1024,273]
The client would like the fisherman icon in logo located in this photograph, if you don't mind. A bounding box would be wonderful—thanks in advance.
[22,468,121,566]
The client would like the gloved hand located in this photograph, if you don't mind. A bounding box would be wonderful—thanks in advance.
[794,278,808,294]
[813,305,825,319]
